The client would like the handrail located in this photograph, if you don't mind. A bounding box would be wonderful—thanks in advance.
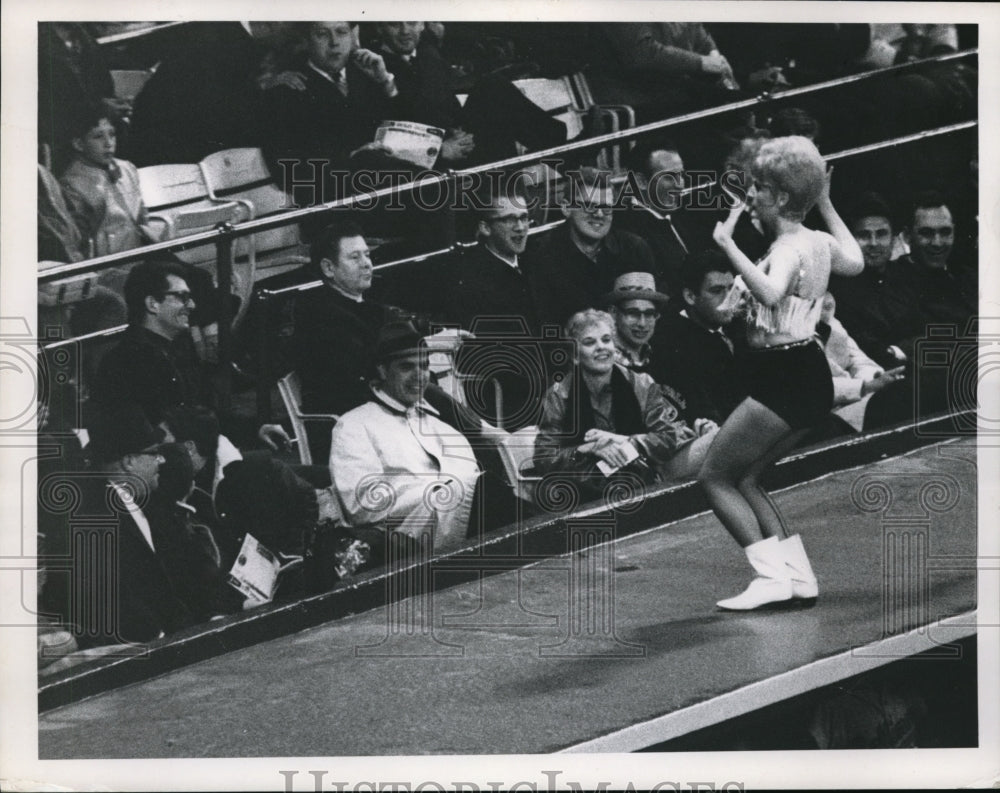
[675,118,979,199]
[37,117,979,358]
[37,46,977,285]
[446,48,978,177]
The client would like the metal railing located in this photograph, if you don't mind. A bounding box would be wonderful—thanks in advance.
[38,47,978,416]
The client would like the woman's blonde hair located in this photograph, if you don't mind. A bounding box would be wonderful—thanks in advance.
[565,309,617,344]
[752,135,826,221]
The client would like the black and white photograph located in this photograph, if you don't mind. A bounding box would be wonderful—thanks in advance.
[2,1,998,789]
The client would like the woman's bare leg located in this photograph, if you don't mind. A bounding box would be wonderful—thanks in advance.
[697,398,795,548]
[737,428,809,540]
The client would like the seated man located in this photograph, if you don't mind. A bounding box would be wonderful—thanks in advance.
[373,21,571,167]
[883,190,976,360]
[530,167,657,328]
[292,219,497,458]
[329,321,482,554]
[91,259,289,448]
[829,192,910,366]
[589,22,739,123]
[260,21,410,207]
[91,260,211,426]
[655,250,747,424]
[863,191,977,426]
[815,292,905,434]
[38,404,201,647]
[616,142,711,297]
[443,192,550,431]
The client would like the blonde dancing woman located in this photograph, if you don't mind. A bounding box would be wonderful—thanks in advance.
[699,136,863,610]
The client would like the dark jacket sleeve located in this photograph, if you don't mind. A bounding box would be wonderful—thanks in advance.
[602,23,711,74]
[627,370,697,463]
[533,386,587,475]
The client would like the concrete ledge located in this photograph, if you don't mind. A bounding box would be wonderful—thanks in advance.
[37,411,973,712]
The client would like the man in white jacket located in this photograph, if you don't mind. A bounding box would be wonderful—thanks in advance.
[818,292,905,431]
[329,321,481,554]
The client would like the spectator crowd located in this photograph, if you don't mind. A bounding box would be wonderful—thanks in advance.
[36,21,978,664]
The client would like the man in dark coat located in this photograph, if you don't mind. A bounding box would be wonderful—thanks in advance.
[38,406,198,648]
[530,168,657,328]
[260,21,407,207]
[373,21,569,167]
[655,250,746,425]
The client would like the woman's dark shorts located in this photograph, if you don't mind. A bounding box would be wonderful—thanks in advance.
[739,339,834,430]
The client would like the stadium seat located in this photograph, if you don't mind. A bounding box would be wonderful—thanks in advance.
[276,371,338,466]
[496,425,542,504]
[199,148,309,281]
[109,68,155,103]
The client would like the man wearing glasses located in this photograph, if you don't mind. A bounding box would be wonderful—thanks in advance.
[91,260,205,426]
[90,260,290,449]
[39,402,199,648]
[531,167,656,328]
[604,270,720,481]
[444,192,546,430]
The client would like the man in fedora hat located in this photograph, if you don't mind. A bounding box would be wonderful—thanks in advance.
[38,403,200,648]
[328,320,482,554]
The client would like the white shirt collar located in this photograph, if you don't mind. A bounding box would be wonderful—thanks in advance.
[484,244,519,269]
[329,283,364,303]
[308,61,343,85]
[372,387,439,417]
[109,482,155,552]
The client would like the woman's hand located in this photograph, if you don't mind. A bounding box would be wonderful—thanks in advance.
[693,418,718,437]
[577,431,636,469]
[582,429,629,448]
[713,202,744,249]
[817,165,834,208]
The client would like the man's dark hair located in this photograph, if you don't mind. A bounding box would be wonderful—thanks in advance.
[67,103,115,145]
[625,140,681,177]
[310,219,366,276]
[162,405,221,460]
[123,259,189,325]
[767,107,821,143]
[908,189,951,228]
[681,249,734,294]
[295,21,360,41]
[847,191,896,232]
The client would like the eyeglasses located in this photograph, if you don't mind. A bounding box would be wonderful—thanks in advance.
[580,204,614,216]
[489,214,531,227]
[162,290,195,304]
[621,309,660,321]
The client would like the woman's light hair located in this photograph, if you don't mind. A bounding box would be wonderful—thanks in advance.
[565,309,617,344]
[751,135,826,221]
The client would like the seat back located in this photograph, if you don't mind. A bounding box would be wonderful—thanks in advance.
[138,163,209,210]
[276,371,339,466]
[497,426,542,504]
[513,76,584,139]
[109,69,154,102]
[199,148,306,274]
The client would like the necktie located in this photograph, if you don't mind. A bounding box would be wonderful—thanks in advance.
[714,327,734,354]
[335,70,348,97]
[663,215,689,254]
